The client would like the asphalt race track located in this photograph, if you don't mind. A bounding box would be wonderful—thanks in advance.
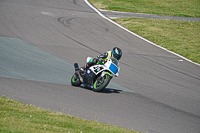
[0,0,200,133]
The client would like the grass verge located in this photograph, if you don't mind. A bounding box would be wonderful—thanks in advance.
[88,0,200,64]
[0,97,140,133]
[88,0,200,17]
[112,18,200,64]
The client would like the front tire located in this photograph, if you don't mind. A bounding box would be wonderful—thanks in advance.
[93,74,111,92]
[71,73,81,86]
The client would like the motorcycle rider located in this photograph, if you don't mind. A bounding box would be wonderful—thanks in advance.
[80,47,122,72]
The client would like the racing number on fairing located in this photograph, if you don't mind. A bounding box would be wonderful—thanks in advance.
[94,66,104,73]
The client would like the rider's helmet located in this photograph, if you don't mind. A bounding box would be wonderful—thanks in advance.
[111,47,122,60]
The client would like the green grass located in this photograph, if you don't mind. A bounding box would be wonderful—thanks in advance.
[88,0,200,64]
[0,97,140,133]
[112,18,200,64]
[88,0,200,17]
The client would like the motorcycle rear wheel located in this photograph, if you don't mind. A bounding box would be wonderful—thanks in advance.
[71,73,81,86]
[93,74,111,92]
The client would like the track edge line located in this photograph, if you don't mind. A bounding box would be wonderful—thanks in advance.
[84,0,200,67]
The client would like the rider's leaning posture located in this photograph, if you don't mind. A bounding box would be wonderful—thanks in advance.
[80,47,122,72]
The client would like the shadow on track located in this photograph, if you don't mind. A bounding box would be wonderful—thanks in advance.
[78,85,122,94]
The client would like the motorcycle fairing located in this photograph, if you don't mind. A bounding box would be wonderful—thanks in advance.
[109,63,118,74]
[90,65,106,75]
[104,61,118,75]
[83,68,96,86]
[83,64,108,86]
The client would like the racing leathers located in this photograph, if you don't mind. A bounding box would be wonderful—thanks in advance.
[81,51,112,71]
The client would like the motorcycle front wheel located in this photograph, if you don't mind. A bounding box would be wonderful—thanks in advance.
[71,73,81,86]
[93,74,111,92]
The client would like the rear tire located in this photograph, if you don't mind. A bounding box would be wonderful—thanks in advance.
[71,73,81,86]
[93,74,111,92]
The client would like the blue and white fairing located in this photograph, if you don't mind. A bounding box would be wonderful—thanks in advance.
[89,57,120,77]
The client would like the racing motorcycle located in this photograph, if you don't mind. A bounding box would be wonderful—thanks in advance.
[71,57,120,92]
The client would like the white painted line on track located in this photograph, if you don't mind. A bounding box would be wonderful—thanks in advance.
[84,0,200,67]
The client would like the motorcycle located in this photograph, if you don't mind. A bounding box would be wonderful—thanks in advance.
[71,57,120,92]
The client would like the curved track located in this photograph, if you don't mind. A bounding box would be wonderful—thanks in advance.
[0,0,200,133]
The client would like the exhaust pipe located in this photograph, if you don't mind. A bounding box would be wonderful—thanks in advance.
[74,63,79,71]
[74,63,83,82]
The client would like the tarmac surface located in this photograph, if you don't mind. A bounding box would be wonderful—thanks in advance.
[0,0,200,133]
[100,9,200,21]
